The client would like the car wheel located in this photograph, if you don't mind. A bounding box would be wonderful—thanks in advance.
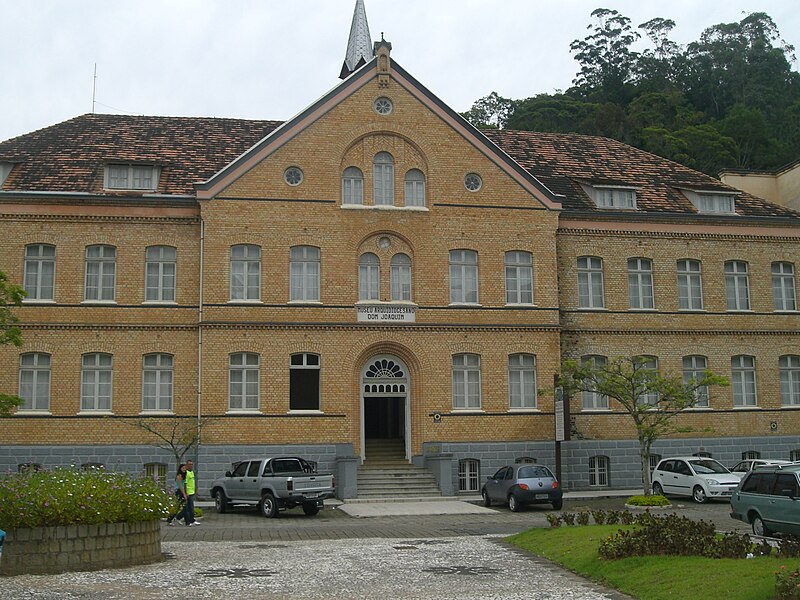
[481,489,492,508]
[260,492,278,518]
[652,482,664,496]
[752,514,772,537]
[692,485,708,504]
[214,489,228,514]
[508,494,522,512]
[551,499,563,510]
[302,502,320,516]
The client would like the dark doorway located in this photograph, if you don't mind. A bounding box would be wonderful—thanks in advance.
[364,396,404,440]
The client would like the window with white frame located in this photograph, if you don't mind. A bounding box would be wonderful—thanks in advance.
[685,191,735,214]
[290,246,320,302]
[581,355,609,410]
[359,253,380,301]
[586,186,636,209]
[373,152,394,205]
[449,249,479,304]
[649,454,661,472]
[677,259,703,310]
[637,356,660,407]
[452,353,481,409]
[505,251,533,305]
[780,355,800,406]
[23,244,55,301]
[19,352,51,411]
[403,169,425,207]
[289,353,320,411]
[390,253,412,301]
[342,167,364,205]
[772,262,797,311]
[144,462,168,490]
[145,246,176,302]
[682,355,709,408]
[725,261,750,310]
[106,164,158,190]
[229,352,259,411]
[589,455,609,487]
[731,355,757,407]
[742,450,761,460]
[509,353,537,409]
[230,244,261,301]
[628,258,654,309]
[80,353,112,411]
[142,353,173,412]
[84,245,116,301]
[458,458,480,492]
[577,256,604,308]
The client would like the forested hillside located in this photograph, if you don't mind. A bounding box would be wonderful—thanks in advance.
[461,9,800,176]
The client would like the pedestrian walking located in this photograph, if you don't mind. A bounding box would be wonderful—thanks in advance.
[184,459,200,526]
[166,463,187,526]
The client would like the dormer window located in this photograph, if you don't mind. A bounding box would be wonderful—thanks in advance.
[105,164,159,191]
[582,184,637,209]
[0,162,13,186]
[683,190,736,214]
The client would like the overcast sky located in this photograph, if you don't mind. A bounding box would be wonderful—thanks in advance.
[2,1,798,143]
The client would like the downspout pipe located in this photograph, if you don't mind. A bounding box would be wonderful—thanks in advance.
[196,218,204,473]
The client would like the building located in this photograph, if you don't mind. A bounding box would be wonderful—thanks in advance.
[721,160,800,213]
[1,2,799,496]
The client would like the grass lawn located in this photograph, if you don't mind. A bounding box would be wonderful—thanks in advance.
[508,525,795,600]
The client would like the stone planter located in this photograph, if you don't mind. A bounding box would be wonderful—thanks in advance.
[0,519,163,576]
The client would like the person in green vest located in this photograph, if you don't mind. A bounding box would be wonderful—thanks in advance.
[184,459,200,526]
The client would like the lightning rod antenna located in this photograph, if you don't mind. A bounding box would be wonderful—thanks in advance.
[92,63,97,114]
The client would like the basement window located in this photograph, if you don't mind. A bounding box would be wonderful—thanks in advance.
[105,164,159,191]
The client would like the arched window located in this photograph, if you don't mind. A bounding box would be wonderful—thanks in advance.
[577,256,604,308]
[677,259,703,310]
[19,352,51,411]
[142,353,173,412]
[24,244,55,301]
[359,253,380,301]
[390,253,412,301]
[505,251,533,305]
[458,458,480,492]
[779,355,800,406]
[637,356,659,407]
[81,353,113,411]
[145,246,176,302]
[230,244,261,301]
[449,249,478,304]
[508,353,536,409]
[627,257,654,309]
[290,353,320,411]
[373,152,394,205]
[229,352,260,411]
[452,353,481,409]
[342,167,364,205]
[772,262,797,311]
[289,246,320,302]
[725,261,750,311]
[682,355,709,408]
[731,355,757,406]
[403,169,425,207]
[580,355,608,410]
[85,244,116,301]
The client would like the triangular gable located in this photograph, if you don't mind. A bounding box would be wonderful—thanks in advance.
[196,57,562,210]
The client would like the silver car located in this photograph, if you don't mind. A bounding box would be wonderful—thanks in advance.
[729,459,792,479]
[481,464,563,511]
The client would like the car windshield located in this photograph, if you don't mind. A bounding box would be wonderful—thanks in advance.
[689,459,729,474]
[518,466,553,479]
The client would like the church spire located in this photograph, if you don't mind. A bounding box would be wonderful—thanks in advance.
[340,0,373,79]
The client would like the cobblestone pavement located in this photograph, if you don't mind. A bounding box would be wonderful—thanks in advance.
[2,498,746,599]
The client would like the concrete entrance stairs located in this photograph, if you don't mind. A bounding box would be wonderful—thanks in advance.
[354,439,443,501]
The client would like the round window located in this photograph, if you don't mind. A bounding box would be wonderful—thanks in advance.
[284,167,303,186]
[464,173,482,192]
[374,97,393,115]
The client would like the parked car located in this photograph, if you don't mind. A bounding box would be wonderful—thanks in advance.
[209,457,335,517]
[481,464,563,511]
[730,463,800,536]
[728,459,792,479]
[651,457,740,503]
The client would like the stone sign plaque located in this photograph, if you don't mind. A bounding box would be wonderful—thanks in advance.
[357,304,416,323]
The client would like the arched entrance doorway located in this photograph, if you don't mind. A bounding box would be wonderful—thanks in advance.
[360,355,410,462]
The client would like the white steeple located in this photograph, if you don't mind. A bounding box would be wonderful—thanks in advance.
[340,0,373,79]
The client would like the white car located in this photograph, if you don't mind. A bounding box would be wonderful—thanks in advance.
[728,459,792,479]
[651,457,741,503]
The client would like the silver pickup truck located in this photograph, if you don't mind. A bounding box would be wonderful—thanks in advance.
[209,457,335,517]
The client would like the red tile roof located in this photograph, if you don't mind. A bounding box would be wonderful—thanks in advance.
[0,114,796,219]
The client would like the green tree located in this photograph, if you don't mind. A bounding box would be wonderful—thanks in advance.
[558,356,728,496]
[460,91,515,129]
[0,270,26,416]
[641,124,738,175]
[635,18,683,93]
[119,416,214,469]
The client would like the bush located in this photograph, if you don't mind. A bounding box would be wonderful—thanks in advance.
[561,512,576,526]
[545,513,561,527]
[599,513,754,560]
[576,511,590,526]
[778,535,800,559]
[775,565,800,600]
[194,507,204,519]
[0,467,173,529]
[626,494,670,507]
[591,509,607,524]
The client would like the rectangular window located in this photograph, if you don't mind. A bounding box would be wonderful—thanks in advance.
[19,353,51,411]
[449,250,479,304]
[230,244,261,301]
[509,354,537,409]
[589,456,609,487]
[289,353,320,410]
[452,353,481,409]
[732,355,757,407]
[145,246,176,302]
[458,459,480,492]
[780,355,800,406]
[23,244,56,301]
[690,193,735,214]
[144,462,168,490]
[682,355,709,408]
[628,258,654,309]
[677,259,703,310]
[772,262,797,311]
[290,246,320,302]
[81,353,113,411]
[106,164,158,190]
[581,355,609,410]
[505,251,533,305]
[84,245,116,301]
[229,352,260,411]
[725,261,750,311]
[142,354,173,411]
[592,187,636,209]
[577,256,604,308]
